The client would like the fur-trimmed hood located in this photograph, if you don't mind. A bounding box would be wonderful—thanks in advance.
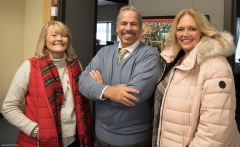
[197,31,235,64]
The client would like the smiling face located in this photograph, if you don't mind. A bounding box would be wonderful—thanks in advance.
[176,14,202,53]
[116,10,141,48]
[45,26,68,59]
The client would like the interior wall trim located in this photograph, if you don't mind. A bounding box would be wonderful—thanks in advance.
[57,0,65,22]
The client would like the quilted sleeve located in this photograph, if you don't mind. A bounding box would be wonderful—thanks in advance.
[189,57,239,147]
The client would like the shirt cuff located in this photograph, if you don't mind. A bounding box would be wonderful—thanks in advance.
[100,85,109,100]
[25,122,38,136]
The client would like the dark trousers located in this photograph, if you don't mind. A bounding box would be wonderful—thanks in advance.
[68,131,80,147]
[68,138,80,147]
[97,138,152,147]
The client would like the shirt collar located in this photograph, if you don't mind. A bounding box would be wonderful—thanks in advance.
[118,40,140,54]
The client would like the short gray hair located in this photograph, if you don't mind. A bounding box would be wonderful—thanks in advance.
[116,5,142,26]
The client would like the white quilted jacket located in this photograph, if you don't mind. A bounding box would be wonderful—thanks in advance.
[157,31,240,147]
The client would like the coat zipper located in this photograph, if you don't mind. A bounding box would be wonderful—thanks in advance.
[158,67,177,146]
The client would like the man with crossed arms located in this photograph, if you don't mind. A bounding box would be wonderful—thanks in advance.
[79,5,162,147]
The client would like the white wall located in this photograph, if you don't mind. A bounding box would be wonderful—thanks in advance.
[129,0,224,31]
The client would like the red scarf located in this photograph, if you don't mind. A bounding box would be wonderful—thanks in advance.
[39,50,93,146]
[39,51,80,145]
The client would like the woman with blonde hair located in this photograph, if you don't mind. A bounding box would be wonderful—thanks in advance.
[153,8,240,147]
[2,21,93,147]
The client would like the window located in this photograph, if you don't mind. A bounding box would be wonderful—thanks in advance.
[96,22,111,45]
[235,18,240,73]
[235,18,240,63]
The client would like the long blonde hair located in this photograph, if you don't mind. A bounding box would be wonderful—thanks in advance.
[164,8,221,56]
[35,21,77,61]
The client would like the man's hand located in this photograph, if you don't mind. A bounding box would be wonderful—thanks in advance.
[103,84,139,107]
[90,70,139,107]
[90,70,104,84]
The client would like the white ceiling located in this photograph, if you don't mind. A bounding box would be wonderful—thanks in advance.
[98,0,118,5]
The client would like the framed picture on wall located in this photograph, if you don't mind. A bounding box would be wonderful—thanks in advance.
[140,16,175,53]
[140,15,210,53]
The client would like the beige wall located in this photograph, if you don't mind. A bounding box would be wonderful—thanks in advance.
[0,0,43,112]
[24,0,43,59]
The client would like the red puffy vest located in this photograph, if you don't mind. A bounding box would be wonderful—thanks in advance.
[16,57,93,147]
